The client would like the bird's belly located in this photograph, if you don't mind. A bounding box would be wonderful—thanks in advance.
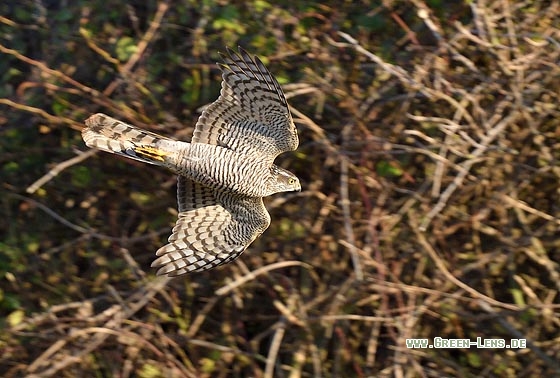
[181,144,270,197]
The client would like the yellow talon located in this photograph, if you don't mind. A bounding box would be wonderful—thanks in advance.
[134,146,167,162]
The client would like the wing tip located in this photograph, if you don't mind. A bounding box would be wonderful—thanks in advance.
[219,46,257,68]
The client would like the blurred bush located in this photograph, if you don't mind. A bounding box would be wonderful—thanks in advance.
[1,1,559,377]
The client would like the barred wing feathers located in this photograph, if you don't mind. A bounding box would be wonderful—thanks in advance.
[192,47,298,162]
[151,177,271,276]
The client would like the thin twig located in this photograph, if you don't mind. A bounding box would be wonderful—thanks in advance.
[26,149,98,194]
[478,300,560,373]
[501,193,560,226]
[419,110,520,231]
[10,193,168,242]
[265,320,286,378]
[340,125,364,281]
[336,32,424,93]
[411,214,521,311]
[215,261,313,296]
[26,275,171,375]
[0,98,81,130]
[102,2,169,96]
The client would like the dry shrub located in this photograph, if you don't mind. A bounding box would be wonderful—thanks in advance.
[0,1,558,377]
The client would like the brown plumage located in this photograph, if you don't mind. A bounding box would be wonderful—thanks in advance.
[82,47,300,276]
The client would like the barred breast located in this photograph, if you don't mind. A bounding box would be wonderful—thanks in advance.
[179,143,274,198]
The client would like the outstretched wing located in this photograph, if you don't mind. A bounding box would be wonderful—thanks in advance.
[192,47,298,163]
[151,176,271,276]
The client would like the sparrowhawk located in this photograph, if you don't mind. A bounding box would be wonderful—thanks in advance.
[82,47,300,276]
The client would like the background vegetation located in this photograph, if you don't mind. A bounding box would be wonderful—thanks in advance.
[1,0,559,376]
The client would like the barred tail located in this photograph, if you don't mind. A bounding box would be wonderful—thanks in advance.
[82,113,184,167]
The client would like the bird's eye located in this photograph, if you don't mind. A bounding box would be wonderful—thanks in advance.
[288,178,295,185]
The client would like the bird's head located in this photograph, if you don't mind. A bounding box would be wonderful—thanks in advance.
[269,165,301,194]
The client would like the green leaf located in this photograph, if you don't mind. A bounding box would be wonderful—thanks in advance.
[71,166,92,188]
[138,363,162,378]
[7,309,25,327]
[510,288,526,307]
[467,352,481,367]
[116,37,137,62]
[376,161,403,177]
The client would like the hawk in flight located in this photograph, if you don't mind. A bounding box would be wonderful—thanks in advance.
[82,47,300,276]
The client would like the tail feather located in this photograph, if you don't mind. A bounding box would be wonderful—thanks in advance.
[83,113,182,166]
